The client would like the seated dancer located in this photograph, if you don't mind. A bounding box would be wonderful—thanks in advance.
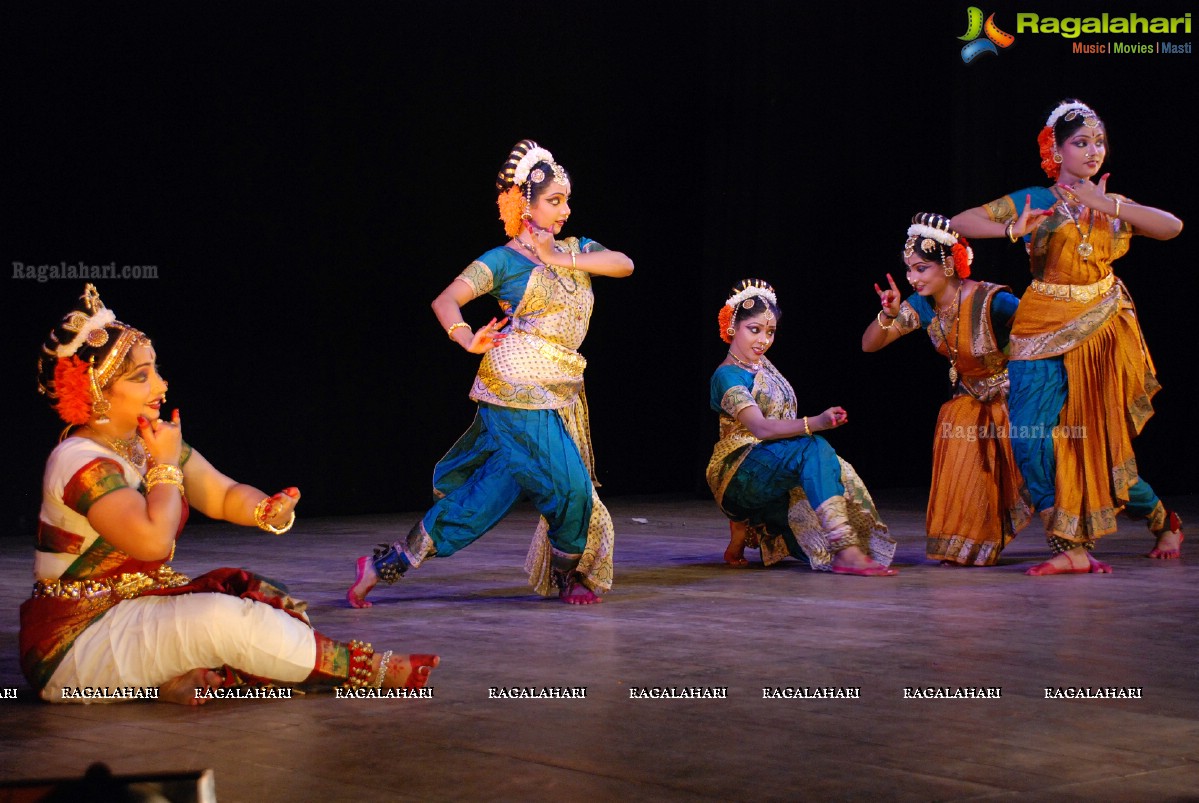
[348,139,633,606]
[23,284,437,704]
[707,279,897,576]
[951,98,1185,574]
[862,213,1031,566]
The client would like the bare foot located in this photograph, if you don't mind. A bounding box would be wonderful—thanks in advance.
[724,521,749,567]
[1026,547,1112,576]
[1147,513,1183,559]
[347,556,377,608]
[374,653,440,689]
[159,668,223,705]
[560,577,602,604]
[831,546,898,576]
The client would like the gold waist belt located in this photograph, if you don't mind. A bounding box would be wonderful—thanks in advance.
[522,333,586,375]
[1029,273,1115,303]
[964,369,1008,388]
[32,567,191,601]
[958,368,1008,401]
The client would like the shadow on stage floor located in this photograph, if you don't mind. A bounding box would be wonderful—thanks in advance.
[2,491,1197,801]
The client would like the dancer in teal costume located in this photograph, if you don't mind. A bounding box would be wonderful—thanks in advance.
[424,240,603,559]
[711,366,846,561]
[349,140,633,605]
[706,279,895,575]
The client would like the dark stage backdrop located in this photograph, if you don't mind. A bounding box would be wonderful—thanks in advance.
[4,2,1195,533]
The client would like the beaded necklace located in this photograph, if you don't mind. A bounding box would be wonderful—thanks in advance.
[934,283,963,385]
[514,237,578,293]
[727,349,761,372]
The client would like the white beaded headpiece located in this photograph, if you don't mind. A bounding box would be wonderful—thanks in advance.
[1045,101,1098,129]
[725,283,777,310]
[513,146,569,192]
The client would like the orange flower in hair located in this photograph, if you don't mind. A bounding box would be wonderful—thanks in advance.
[718,305,734,344]
[497,185,525,238]
[951,239,972,279]
[53,356,94,425]
[1037,126,1059,180]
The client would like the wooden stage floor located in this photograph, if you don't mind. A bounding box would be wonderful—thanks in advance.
[2,491,1197,801]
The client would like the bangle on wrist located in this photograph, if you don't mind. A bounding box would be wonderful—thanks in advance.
[144,464,185,497]
[446,321,470,341]
[1110,196,1122,218]
[876,310,896,330]
[372,650,393,689]
[570,250,577,270]
[254,497,296,535]
[1005,220,1018,243]
[803,416,812,437]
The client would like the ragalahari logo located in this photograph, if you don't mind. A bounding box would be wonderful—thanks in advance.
[959,7,1016,62]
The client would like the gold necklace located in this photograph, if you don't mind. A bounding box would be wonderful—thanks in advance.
[1055,190,1095,259]
[934,284,963,385]
[86,427,148,469]
[728,350,761,372]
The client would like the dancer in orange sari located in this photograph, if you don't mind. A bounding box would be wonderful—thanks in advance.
[863,213,1030,566]
[952,99,1184,574]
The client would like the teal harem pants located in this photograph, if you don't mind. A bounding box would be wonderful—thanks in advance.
[720,434,844,561]
[421,404,592,556]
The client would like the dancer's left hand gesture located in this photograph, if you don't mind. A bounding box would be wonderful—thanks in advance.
[259,487,301,529]
[1062,173,1110,210]
[817,407,849,431]
[525,220,558,265]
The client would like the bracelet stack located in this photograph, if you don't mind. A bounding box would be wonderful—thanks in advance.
[145,464,185,497]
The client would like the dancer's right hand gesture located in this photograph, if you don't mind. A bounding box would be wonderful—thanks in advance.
[466,317,509,354]
[138,408,183,467]
[873,273,902,319]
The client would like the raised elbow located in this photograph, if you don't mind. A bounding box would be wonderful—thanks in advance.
[431,293,456,317]
[1144,217,1184,241]
[616,257,635,278]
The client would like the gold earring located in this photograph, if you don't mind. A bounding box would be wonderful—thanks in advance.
[1052,152,1063,164]
[88,357,111,424]
[92,399,111,424]
[725,327,735,337]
